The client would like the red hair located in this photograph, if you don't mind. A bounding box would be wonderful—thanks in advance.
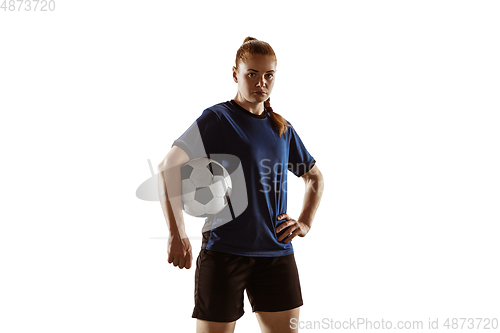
[234,37,291,137]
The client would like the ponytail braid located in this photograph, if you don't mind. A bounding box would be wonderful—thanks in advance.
[264,97,291,137]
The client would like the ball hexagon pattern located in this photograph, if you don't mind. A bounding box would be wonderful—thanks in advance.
[180,157,232,217]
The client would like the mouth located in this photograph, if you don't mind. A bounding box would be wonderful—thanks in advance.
[253,91,267,95]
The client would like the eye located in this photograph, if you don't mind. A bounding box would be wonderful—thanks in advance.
[248,73,256,77]
[266,73,274,79]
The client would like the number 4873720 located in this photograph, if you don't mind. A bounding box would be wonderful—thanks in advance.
[443,318,498,330]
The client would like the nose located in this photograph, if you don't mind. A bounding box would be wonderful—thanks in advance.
[256,75,266,88]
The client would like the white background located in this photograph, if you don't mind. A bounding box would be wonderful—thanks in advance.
[1,1,499,332]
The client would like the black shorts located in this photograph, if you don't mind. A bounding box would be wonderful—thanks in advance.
[192,249,303,322]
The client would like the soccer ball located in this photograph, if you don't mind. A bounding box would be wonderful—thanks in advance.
[180,157,232,217]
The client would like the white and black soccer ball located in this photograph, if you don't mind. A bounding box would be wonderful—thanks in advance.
[180,157,232,217]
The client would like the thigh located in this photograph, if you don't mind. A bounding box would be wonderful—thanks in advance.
[196,319,236,333]
[192,249,253,322]
[255,307,300,333]
[246,253,303,313]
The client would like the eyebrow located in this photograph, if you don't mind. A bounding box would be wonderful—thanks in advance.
[248,69,275,73]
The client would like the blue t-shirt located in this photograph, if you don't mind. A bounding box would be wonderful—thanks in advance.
[172,100,315,257]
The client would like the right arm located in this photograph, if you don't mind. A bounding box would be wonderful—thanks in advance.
[157,145,192,269]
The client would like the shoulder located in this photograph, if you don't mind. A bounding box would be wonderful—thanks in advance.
[202,101,232,121]
[194,105,223,127]
[274,110,292,128]
[278,115,293,134]
[283,118,304,140]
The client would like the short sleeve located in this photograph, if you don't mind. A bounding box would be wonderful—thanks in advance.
[171,109,221,160]
[287,124,316,177]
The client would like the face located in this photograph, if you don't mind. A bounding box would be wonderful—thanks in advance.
[233,54,277,105]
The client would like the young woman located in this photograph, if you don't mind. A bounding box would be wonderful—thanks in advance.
[158,37,324,333]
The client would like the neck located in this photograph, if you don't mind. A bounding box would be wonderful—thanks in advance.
[233,94,265,116]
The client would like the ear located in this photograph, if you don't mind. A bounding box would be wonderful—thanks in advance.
[232,67,238,83]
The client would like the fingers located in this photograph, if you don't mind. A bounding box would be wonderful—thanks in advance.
[169,251,193,269]
[177,250,193,269]
[167,236,193,269]
[277,213,291,221]
[185,257,192,269]
[185,251,193,269]
[281,222,310,242]
[276,214,304,242]
[278,225,297,242]
[283,228,300,243]
[278,232,290,242]
[276,213,296,234]
[167,252,174,264]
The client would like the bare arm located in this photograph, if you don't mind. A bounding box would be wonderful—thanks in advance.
[157,145,192,269]
[276,164,324,242]
[298,164,324,229]
[158,146,189,238]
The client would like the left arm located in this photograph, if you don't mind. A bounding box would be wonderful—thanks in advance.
[276,164,324,242]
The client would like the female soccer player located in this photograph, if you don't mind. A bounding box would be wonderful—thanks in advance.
[158,37,324,333]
